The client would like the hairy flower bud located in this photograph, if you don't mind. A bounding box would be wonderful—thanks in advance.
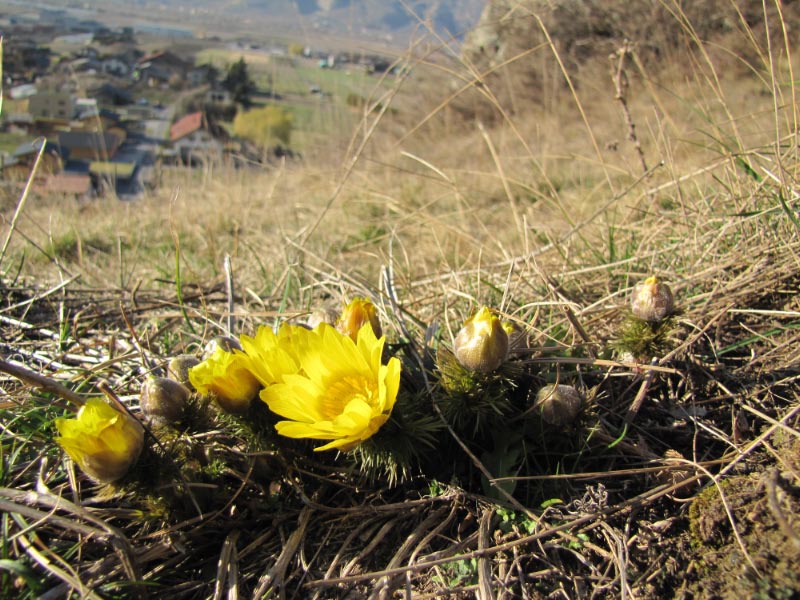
[454,307,509,373]
[204,335,242,357]
[55,398,144,483]
[534,384,582,427]
[337,297,382,341]
[167,355,200,389]
[141,376,190,425]
[631,276,674,322]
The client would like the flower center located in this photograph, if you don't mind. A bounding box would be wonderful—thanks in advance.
[319,375,377,420]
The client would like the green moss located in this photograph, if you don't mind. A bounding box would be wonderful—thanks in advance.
[686,472,800,598]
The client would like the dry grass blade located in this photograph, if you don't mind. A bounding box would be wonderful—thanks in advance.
[251,506,312,599]
[476,508,494,600]
[368,506,450,599]
[213,530,241,600]
[0,139,46,269]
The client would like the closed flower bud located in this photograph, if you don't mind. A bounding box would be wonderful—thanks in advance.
[306,307,338,330]
[631,276,674,322]
[337,297,382,341]
[167,355,200,388]
[55,398,144,483]
[141,376,190,425]
[204,335,242,357]
[189,347,261,414]
[534,384,582,427]
[454,307,509,373]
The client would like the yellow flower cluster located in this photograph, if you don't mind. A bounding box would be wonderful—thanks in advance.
[187,298,401,452]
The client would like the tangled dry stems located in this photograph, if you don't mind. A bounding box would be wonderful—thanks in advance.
[1,176,799,597]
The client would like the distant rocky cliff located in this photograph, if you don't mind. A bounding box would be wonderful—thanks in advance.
[461,0,799,105]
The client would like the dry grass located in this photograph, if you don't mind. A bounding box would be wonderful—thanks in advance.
[2,1,800,598]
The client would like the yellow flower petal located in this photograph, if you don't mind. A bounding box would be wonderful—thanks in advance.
[239,325,301,386]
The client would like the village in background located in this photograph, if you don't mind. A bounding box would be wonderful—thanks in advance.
[0,4,404,200]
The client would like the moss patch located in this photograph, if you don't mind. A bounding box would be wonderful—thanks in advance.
[686,442,800,598]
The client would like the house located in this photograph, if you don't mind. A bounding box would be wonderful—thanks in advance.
[169,112,224,163]
[189,64,218,87]
[8,84,38,100]
[1,114,35,134]
[65,57,100,74]
[1,140,63,182]
[75,98,99,119]
[28,91,75,120]
[56,131,124,162]
[133,50,191,87]
[102,56,132,78]
[76,46,100,60]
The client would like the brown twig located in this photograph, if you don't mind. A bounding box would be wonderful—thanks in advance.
[0,357,84,408]
[610,41,648,174]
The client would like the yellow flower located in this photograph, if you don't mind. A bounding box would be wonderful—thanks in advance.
[189,347,261,414]
[260,323,401,451]
[454,306,509,372]
[55,398,144,483]
[336,297,382,341]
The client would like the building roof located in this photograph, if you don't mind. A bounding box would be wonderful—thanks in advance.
[170,112,203,141]
[5,113,35,125]
[137,50,167,64]
[136,50,188,67]
[9,84,37,99]
[56,131,123,158]
[12,139,60,158]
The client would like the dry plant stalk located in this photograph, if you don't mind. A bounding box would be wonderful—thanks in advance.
[610,41,648,174]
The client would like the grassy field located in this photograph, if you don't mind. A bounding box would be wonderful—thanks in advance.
[195,46,396,154]
[1,2,800,598]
